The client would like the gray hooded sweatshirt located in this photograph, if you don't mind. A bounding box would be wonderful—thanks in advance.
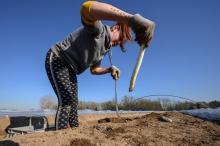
[51,21,111,75]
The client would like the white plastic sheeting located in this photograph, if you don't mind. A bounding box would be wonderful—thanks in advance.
[1,108,220,122]
[181,108,220,122]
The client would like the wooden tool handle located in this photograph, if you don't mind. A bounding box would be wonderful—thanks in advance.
[129,44,146,92]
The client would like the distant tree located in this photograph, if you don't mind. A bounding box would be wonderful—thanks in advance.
[174,101,197,110]
[101,100,116,110]
[159,98,173,111]
[40,96,57,109]
[78,101,99,110]
[208,100,220,108]
[196,102,209,109]
[121,96,135,110]
[134,99,162,111]
[39,95,220,111]
[120,96,163,111]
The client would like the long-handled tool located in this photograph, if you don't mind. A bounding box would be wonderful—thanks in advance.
[129,44,146,92]
[108,50,120,117]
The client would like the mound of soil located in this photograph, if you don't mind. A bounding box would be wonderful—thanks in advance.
[0,112,220,146]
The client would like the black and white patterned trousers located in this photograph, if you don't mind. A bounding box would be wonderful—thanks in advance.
[45,49,79,130]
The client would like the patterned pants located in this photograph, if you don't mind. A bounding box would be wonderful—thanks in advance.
[45,49,79,130]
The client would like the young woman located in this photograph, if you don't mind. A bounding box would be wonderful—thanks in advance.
[45,1,155,130]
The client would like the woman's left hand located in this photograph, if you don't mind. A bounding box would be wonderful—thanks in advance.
[111,66,120,80]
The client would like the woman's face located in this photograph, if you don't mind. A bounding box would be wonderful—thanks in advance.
[110,25,122,47]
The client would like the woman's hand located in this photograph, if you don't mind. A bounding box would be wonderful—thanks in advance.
[129,14,155,47]
[110,66,120,80]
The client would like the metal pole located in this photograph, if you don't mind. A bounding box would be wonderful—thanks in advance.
[108,50,120,117]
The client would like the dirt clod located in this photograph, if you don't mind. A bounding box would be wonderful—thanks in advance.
[69,138,95,146]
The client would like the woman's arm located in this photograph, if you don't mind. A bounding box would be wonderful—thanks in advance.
[82,1,155,47]
[88,1,133,23]
[90,66,111,75]
[90,65,120,80]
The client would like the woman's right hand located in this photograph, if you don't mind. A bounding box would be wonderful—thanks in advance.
[129,14,155,47]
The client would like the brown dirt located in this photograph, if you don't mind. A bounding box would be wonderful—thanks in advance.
[0,112,220,146]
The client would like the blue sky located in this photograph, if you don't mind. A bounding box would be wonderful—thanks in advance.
[0,0,220,109]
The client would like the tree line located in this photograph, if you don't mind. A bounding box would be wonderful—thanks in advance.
[40,95,220,111]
